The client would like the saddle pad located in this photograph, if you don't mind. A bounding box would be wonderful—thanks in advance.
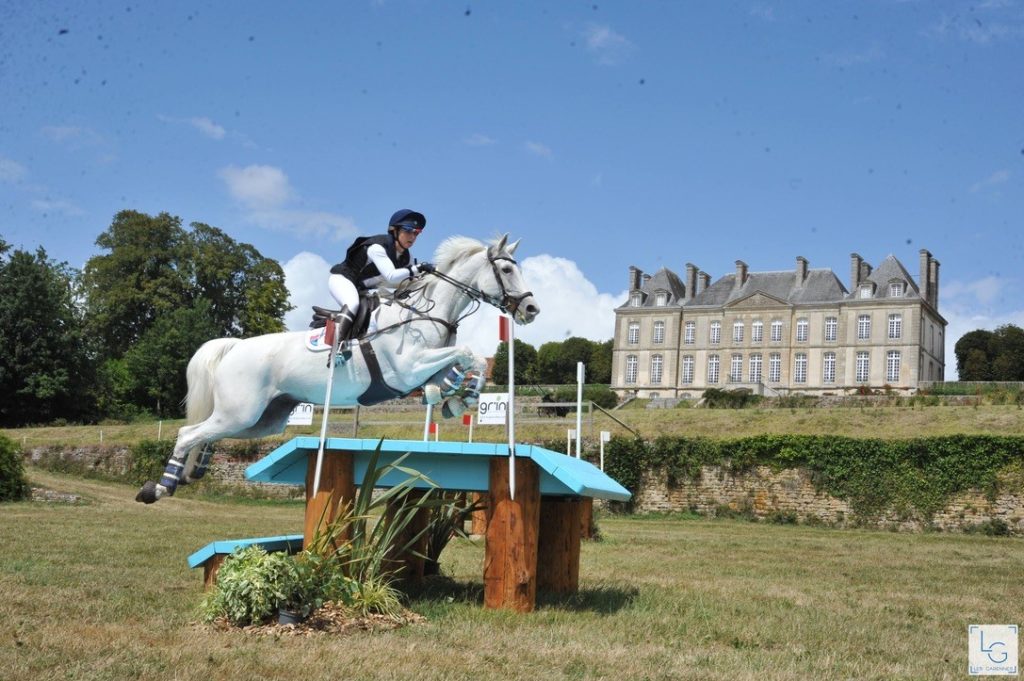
[304,326,332,352]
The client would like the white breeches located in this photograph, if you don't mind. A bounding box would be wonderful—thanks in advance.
[328,274,360,314]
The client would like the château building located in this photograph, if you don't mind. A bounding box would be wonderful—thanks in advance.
[611,250,946,399]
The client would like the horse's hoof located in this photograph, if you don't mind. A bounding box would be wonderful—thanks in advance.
[441,396,467,419]
[135,481,158,504]
[423,384,442,405]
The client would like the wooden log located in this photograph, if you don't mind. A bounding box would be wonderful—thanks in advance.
[203,554,226,589]
[470,492,489,535]
[537,497,582,594]
[579,497,594,540]
[484,457,540,612]
[384,489,431,581]
[304,449,356,549]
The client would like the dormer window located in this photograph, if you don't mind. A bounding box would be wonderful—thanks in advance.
[859,284,874,299]
[655,291,668,306]
[630,292,643,307]
[888,282,904,297]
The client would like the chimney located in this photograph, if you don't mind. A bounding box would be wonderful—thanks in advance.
[850,253,863,290]
[929,257,940,308]
[642,273,652,288]
[629,265,643,291]
[685,263,698,301]
[796,256,808,283]
[859,260,872,283]
[698,271,711,294]
[919,249,931,305]
[735,260,748,289]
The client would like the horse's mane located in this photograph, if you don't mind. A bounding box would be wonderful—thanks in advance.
[433,236,488,272]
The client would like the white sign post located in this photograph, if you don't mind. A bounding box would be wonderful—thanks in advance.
[575,362,585,458]
[600,430,611,471]
[567,429,577,456]
[287,402,315,427]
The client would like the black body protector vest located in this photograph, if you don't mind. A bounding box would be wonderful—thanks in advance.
[330,234,410,290]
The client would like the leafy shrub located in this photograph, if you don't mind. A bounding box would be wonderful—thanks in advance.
[702,388,760,409]
[0,434,30,502]
[552,385,619,410]
[200,546,295,625]
[128,439,173,486]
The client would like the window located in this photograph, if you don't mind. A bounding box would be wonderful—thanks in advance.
[768,353,781,382]
[655,291,668,306]
[733,321,744,343]
[859,284,873,299]
[653,321,665,344]
[794,353,807,383]
[630,292,642,307]
[684,321,695,345]
[650,355,663,384]
[886,350,901,383]
[628,322,639,345]
[823,352,836,383]
[625,355,638,384]
[707,354,720,384]
[888,314,902,340]
[749,353,762,383]
[770,320,783,342]
[681,355,694,384]
[857,314,871,340]
[824,316,838,342]
[730,354,743,382]
[752,320,764,343]
[796,318,809,342]
[856,351,870,382]
[710,321,721,344]
[889,282,904,297]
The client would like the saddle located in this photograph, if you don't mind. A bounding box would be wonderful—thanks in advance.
[308,291,380,341]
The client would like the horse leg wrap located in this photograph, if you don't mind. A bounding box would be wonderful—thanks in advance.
[441,396,467,419]
[158,459,186,496]
[462,372,484,407]
[441,365,465,397]
[186,446,213,483]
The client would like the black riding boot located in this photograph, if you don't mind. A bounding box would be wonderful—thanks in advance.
[328,307,355,366]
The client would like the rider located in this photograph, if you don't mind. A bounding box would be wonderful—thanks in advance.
[327,208,435,341]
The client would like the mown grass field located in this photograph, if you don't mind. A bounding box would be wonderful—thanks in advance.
[5,402,1024,449]
[2,469,1021,681]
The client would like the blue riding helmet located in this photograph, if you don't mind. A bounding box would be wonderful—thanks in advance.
[388,209,426,231]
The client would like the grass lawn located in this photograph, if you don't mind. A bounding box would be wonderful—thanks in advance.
[2,469,1020,680]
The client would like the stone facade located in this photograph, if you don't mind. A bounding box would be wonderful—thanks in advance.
[635,465,1024,534]
[612,250,947,399]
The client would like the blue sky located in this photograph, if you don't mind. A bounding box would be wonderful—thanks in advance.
[1,1,1022,376]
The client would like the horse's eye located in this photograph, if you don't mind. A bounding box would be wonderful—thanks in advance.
[502,266,513,274]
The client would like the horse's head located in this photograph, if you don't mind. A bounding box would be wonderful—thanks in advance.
[484,234,540,324]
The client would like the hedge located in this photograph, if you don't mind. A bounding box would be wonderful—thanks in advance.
[0,434,31,501]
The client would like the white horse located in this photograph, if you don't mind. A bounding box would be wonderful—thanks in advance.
[136,234,539,503]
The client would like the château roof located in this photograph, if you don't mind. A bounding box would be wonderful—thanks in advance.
[691,269,848,307]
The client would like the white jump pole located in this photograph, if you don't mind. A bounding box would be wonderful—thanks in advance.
[312,320,342,496]
[575,361,584,458]
[501,315,516,499]
[423,404,433,442]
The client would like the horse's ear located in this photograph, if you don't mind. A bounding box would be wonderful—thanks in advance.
[496,233,508,253]
[508,238,521,255]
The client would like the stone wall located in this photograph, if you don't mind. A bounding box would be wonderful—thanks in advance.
[635,465,1024,534]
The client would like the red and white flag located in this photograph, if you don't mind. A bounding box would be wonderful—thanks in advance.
[498,315,510,342]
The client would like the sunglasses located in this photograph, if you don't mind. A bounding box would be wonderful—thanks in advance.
[397,224,423,235]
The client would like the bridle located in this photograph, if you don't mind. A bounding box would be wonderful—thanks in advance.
[431,249,534,318]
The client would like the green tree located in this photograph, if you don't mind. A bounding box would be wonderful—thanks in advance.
[491,339,537,386]
[955,329,994,380]
[535,340,568,384]
[81,210,191,359]
[122,300,220,417]
[588,339,614,384]
[989,325,1024,380]
[0,246,94,425]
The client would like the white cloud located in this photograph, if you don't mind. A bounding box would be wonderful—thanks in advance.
[219,164,294,210]
[248,209,358,241]
[0,156,27,182]
[189,116,226,140]
[30,197,84,217]
[464,133,496,147]
[525,141,553,159]
[970,169,1011,193]
[823,43,885,67]
[283,251,333,332]
[583,24,633,64]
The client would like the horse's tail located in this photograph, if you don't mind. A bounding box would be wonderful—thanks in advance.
[184,338,241,424]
